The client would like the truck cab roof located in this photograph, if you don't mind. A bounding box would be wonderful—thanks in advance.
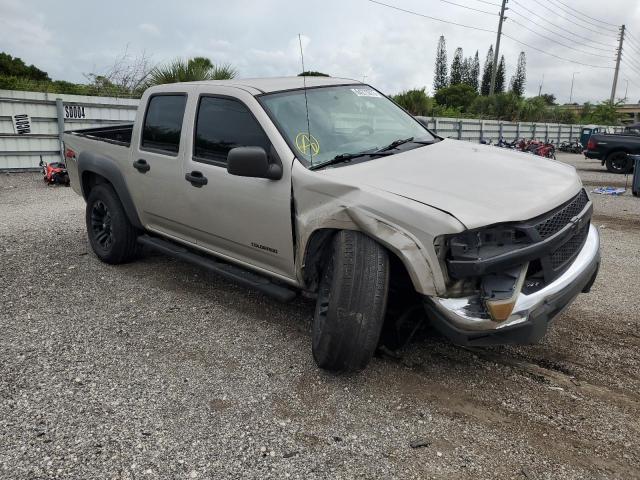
[146,76,362,95]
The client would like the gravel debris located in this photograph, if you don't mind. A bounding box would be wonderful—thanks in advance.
[1,153,639,479]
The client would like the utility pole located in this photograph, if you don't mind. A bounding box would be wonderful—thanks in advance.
[569,72,580,104]
[610,24,625,103]
[489,0,508,96]
[538,74,544,96]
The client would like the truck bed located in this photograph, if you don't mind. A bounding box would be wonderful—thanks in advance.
[66,124,134,147]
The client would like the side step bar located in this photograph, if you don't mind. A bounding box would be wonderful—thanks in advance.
[137,235,297,303]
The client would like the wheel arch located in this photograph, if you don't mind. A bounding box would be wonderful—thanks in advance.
[300,223,439,296]
[78,152,143,229]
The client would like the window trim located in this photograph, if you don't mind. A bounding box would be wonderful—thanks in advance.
[139,92,188,157]
[192,93,274,168]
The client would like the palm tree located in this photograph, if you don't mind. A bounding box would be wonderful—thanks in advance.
[146,57,237,87]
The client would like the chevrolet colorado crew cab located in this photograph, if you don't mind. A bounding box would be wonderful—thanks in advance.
[63,77,600,371]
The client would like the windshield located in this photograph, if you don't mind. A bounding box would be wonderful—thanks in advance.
[260,85,435,167]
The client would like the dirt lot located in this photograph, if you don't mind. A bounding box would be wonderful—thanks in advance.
[1,153,639,479]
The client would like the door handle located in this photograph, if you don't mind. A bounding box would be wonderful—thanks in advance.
[133,159,150,173]
[185,170,208,187]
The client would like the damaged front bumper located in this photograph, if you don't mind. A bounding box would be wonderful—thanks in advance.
[424,224,600,346]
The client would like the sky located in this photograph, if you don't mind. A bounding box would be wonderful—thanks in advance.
[1,0,639,104]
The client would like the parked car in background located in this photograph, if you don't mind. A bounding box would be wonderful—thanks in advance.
[584,124,640,173]
[62,77,601,371]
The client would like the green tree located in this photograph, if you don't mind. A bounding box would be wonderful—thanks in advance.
[0,52,50,81]
[449,47,464,86]
[480,45,494,95]
[189,57,214,70]
[392,88,434,116]
[580,100,621,124]
[298,71,330,76]
[469,92,522,120]
[494,55,506,94]
[510,51,526,96]
[468,51,480,93]
[434,83,478,111]
[539,93,557,105]
[433,35,448,92]
[146,57,236,86]
[519,96,547,122]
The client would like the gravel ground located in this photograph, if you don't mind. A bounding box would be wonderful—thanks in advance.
[1,153,639,479]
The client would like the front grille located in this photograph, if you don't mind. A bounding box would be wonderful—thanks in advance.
[535,189,589,239]
[550,223,590,269]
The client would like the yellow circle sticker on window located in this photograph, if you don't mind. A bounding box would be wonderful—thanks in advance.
[295,132,320,156]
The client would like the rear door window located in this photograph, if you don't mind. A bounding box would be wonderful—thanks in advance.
[141,94,187,155]
[194,96,270,165]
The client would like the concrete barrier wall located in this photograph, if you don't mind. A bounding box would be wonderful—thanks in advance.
[415,116,624,144]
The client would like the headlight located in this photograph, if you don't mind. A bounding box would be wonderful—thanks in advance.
[448,226,529,261]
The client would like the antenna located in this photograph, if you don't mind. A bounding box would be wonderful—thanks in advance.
[298,33,313,163]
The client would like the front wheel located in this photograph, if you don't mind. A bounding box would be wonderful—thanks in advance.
[605,152,633,174]
[312,230,390,372]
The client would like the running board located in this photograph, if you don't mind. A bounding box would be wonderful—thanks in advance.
[137,235,297,303]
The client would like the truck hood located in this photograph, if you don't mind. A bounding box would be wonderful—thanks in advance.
[320,139,582,229]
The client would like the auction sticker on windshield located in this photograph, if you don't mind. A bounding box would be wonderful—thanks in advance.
[295,132,320,155]
[351,88,382,98]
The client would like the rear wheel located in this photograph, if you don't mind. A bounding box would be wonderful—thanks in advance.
[605,151,632,174]
[86,184,139,264]
[312,230,389,372]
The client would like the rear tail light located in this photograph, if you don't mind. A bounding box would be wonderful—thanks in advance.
[64,147,76,159]
[587,138,597,150]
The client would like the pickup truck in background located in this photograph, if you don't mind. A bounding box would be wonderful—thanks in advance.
[585,123,640,173]
[62,77,601,372]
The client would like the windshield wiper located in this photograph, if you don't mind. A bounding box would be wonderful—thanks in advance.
[375,137,437,153]
[375,137,415,153]
[309,150,393,170]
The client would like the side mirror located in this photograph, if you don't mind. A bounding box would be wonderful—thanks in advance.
[226,147,282,180]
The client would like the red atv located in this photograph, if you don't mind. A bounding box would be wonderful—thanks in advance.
[40,158,70,186]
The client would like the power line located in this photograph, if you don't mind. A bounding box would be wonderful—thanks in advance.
[538,0,619,34]
[473,0,501,6]
[623,32,640,52]
[541,0,619,33]
[365,0,616,71]
[621,59,640,78]
[626,29,640,44]
[510,0,617,47]
[502,31,615,69]
[623,42,640,59]
[436,0,497,16]
[550,0,619,27]
[622,52,640,72]
[507,7,614,53]
[529,0,618,38]
[507,18,614,58]
[365,0,497,32]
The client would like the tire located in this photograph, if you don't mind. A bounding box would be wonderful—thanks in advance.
[312,230,389,372]
[86,183,139,264]
[605,151,633,174]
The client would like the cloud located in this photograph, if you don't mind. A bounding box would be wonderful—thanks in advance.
[138,23,160,36]
[0,0,637,103]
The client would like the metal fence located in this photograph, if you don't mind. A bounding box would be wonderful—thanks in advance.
[415,116,625,143]
[0,90,139,170]
[0,89,627,170]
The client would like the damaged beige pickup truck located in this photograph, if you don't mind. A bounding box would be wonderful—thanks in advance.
[63,77,600,371]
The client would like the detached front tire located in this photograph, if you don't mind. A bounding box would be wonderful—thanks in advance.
[312,230,390,372]
[86,183,139,264]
